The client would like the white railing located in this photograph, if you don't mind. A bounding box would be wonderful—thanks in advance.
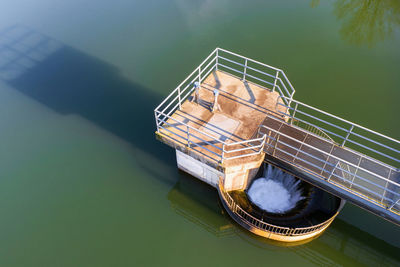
[258,114,400,214]
[216,48,295,106]
[276,97,400,168]
[290,118,353,183]
[155,109,266,162]
[218,179,338,236]
[154,48,292,162]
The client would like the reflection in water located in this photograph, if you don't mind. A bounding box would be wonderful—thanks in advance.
[168,171,234,237]
[313,0,400,46]
[168,174,400,265]
[174,0,229,28]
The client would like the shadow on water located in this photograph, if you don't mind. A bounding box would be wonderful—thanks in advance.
[168,172,400,265]
[0,25,177,183]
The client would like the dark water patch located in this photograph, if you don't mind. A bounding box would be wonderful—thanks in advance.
[0,25,175,168]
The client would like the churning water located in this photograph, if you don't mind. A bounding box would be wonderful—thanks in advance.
[247,165,304,214]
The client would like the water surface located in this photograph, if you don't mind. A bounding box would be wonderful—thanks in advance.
[0,0,399,266]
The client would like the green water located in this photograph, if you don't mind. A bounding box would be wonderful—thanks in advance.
[0,0,399,266]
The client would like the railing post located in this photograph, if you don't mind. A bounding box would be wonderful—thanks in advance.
[341,125,354,147]
[381,168,392,204]
[320,145,335,176]
[327,162,339,182]
[293,133,308,162]
[272,134,280,157]
[291,102,298,125]
[216,49,219,71]
[272,70,279,92]
[243,59,248,81]
[187,125,190,148]
[261,134,267,152]
[154,110,159,132]
[177,86,182,110]
[198,66,201,84]
[289,92,295,107]
[350,156,362,189]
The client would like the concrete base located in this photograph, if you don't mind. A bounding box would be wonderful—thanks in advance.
[222,158,264,191]
[176,150,222,188]
[176,149,264,190]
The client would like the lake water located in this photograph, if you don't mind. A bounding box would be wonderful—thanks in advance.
[0,0,399,266]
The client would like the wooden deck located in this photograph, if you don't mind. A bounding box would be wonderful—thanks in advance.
[158,70,286,166]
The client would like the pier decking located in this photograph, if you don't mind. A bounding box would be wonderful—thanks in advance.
[158,70,286,166]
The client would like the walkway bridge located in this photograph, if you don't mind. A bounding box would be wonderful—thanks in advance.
[154,48,400,226]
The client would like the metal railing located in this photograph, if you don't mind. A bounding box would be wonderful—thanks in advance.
[218,179,337,237]
[290,118,353,182]
[258,114,400,214]
[155,110,267,162]
[216,48,295,105]
[276,97,400,168]
[155,114,266,162]
[154,48,293,162]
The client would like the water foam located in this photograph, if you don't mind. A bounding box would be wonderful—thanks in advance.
[247,164,304,213]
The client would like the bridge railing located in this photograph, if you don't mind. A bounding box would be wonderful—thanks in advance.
[290,118,353,183]
[276,97,400,168]
[258,114,400,214]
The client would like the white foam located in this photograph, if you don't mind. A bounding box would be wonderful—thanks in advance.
[247,164,304,213]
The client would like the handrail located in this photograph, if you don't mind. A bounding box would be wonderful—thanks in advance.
[258,116,400,213]
[259,122,399,188]
[276,97,400,167]
[216,48,295,99]
[217,179,337,237]
[155,108,266,162]
[280,98,400,145]
[156,109,265,152]
[290,118,353,183]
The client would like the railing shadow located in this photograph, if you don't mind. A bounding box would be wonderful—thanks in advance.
[244,81,256,104]
[212,71,221,89]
